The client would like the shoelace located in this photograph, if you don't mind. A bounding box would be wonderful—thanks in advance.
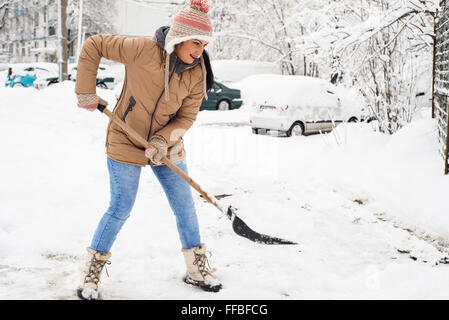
[193,251,215,279]
[86,257,111,284]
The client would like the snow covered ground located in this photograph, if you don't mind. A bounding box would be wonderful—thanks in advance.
[1,81,449,300]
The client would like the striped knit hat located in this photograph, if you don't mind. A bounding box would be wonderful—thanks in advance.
[164,0,213,101]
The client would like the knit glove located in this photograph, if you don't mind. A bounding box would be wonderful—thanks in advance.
[145,135,168,165]
[76,93,108,112]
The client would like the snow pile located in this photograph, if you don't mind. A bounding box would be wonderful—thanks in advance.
[301,115,449,238]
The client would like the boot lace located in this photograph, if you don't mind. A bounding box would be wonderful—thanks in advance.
[193,251,216,279]
[85,256,111,285]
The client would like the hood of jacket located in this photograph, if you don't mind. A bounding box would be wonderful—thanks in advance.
[154,26,201,75]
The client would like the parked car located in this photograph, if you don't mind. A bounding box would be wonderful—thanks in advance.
[114,80,243,111]
[34,63,116,90]
[199,81,242,111]
[5,67,36,87]
[5,63,60,88]
[249,75,361,136]
[69,64,116,89]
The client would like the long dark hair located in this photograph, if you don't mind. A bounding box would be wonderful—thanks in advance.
[202,50,214,92]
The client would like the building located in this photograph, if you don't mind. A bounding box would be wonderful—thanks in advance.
[0,0,60,63]
[0,0,176,64]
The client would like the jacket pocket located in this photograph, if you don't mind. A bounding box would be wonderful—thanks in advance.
[122,96,136,122]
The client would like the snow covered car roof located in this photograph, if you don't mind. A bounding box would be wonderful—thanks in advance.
[237,74,341,107]
[234,74,363,113]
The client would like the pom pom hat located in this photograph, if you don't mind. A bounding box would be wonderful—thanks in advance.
[163,0,213,101]
[165,0,213,55]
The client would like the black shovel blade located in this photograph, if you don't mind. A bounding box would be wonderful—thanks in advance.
[228,207,297,245]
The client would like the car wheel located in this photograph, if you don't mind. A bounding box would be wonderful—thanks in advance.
[13,83,24,87]
[348,117,358,123]
[217,100,230,111]
[287,122,304,137]
[97,82,108,89]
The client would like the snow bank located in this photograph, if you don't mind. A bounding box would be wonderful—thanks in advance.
[316,118,449,238]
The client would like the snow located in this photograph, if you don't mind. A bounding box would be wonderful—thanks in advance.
[233,74,339,107]
[1,78,449,300]
[231,74,364,118]
[78,287,99,300]
[211,60,280,83]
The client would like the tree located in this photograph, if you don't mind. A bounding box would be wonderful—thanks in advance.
[208,0,436,134]
[0,1,8,30]
[67,0,116,35]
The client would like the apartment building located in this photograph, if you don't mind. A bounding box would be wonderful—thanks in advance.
[0,0,171,64]
[0,0,60,63]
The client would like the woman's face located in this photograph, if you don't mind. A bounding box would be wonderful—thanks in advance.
[174,39,208,64]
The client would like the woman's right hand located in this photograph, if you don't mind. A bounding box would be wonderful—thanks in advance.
[77,93,108,112]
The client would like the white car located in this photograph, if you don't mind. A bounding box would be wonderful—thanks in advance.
[248,75,362,136]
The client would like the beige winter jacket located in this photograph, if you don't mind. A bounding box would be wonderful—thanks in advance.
[75,33,205,166]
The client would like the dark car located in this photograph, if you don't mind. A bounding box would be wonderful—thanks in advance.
[200,81,243,111]
[114,80,243,111]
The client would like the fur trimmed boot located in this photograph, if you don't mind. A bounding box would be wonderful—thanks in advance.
[182,243,222,292]
[76,247,111,300]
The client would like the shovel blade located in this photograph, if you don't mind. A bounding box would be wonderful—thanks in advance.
[228,207,297,245]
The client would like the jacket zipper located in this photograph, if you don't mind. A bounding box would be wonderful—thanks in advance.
[122,96,136,122]
[146,56,178,142]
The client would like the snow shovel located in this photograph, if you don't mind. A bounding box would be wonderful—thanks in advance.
[96,104,297,245]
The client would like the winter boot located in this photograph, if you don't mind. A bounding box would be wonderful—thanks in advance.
[182,243,222,292]
[76,247,111,300]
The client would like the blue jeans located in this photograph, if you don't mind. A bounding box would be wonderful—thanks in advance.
[90,157,201,253]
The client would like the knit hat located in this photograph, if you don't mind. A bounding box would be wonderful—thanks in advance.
[163,0,213,101]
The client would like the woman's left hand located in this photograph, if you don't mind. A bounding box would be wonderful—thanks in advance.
[145,135,168,165]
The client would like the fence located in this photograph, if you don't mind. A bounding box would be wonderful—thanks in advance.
[433,0,449,175]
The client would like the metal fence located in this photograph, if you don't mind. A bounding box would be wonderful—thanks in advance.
[433,0,449,175]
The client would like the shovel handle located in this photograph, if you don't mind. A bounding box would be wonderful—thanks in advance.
[97,104,227,215]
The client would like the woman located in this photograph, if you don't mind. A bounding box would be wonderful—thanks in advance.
[75,0,221,300]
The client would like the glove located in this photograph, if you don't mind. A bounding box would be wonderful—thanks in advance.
[76,93,108,112]
[145,135,168,165]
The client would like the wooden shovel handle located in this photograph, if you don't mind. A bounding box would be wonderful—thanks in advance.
[97,104,227,215]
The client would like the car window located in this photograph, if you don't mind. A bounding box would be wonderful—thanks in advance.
[213,83,221,91]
